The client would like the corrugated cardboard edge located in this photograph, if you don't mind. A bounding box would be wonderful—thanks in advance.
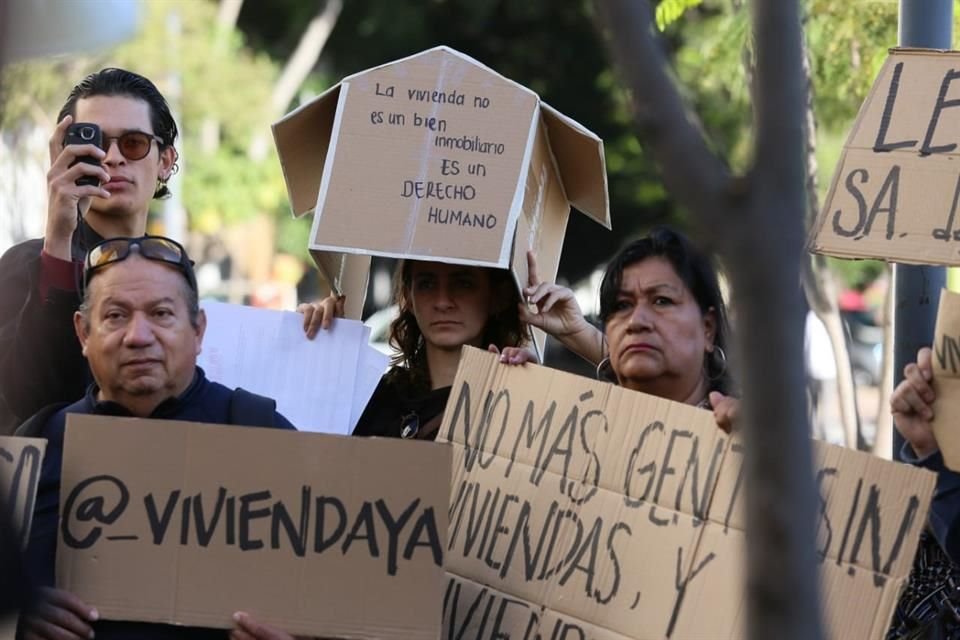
[500,107,545,268]
[337,45,541,104]
[519,110,575,361]
[271,83,342,219]
[312,83,352,232]
[540,102,611,229]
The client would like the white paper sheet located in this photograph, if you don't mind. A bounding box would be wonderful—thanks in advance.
[199,301,381,434]
[351,341,390,427]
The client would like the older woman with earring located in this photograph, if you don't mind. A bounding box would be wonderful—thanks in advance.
[507,225,739,431]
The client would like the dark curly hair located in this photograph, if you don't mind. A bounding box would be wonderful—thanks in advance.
[58,68,178,198]
[598,225,734,395]
[387,260,527,392]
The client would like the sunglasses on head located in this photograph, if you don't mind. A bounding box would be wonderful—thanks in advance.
[84,236,196,291]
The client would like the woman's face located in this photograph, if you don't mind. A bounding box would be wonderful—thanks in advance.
[605,256,717,402]
[409,261,495,351]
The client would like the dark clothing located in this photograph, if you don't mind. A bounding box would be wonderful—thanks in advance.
[0,221,102,426]
[887,444,960,638]
[23,368,294,640]
[0,502,32,615]
[352,367,450,440]
[886,529,960,639]
[903,444,960,564]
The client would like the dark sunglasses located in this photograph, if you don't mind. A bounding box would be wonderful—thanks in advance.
[66,130,163,161]
[84,236,197,292]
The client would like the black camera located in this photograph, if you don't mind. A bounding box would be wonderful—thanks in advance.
[64,123,103,187]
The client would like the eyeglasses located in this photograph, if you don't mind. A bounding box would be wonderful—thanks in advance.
[103,131,164,161]
[84,236,196,292]
[64,130,164,161]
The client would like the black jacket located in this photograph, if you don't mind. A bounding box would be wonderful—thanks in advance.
[352,367,450,440]
[0,221,102,426]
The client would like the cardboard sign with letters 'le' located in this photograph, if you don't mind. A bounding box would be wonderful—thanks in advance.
[0,436,46,550]
[272,46,610,331]
[438,347,936,640]
[811,48,960,265]
[57,415,450,639]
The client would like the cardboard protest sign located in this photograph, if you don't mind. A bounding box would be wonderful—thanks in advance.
[811,49,960,265]
[931,288,960,470]
[57,415,450,639]
[0,436,46,550]
[272,46,610,341]
[438,347,936,639]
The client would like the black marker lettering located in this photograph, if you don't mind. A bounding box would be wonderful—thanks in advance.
[238,490,271,551]
[270,486,311,557]
[144,490,180,545]
[921,69,960,155]
[314,496,346,553]
[874,62,918,152]
[376,497,420,575]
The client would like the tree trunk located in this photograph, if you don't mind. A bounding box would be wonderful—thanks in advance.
[595,1,823,638]
[248,0,343,161]
[797,27,862,450]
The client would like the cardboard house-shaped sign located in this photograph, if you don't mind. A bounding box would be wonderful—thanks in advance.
[272,46,610,338]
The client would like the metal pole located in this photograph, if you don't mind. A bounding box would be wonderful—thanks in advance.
[894,0,952,460]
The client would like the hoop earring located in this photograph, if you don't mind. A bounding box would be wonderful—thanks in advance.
[707,346,727,381]
[596,357,616,383]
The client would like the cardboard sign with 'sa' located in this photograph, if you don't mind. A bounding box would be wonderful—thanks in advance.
[811,49,960,265]
[438,347,936,639]
[57,415,450,639]
[0,436,46,550]
[931,288,960,469]
[272,46,610,331]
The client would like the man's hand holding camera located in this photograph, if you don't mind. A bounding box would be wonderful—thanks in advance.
[44,115,110,261]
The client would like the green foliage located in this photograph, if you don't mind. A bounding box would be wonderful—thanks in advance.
[656,0,704,31]
[828,257,886,289]
[672,1,752,168]
[275,211,312,261]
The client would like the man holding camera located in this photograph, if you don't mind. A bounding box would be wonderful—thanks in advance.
[0,68,179,428]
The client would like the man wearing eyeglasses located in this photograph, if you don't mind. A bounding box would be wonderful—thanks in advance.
[0,68,179,429]
[17,236,295,640]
